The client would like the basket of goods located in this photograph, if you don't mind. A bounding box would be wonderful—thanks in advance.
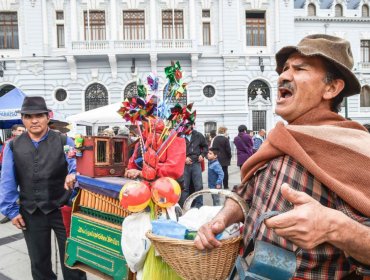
[146,189,249,280]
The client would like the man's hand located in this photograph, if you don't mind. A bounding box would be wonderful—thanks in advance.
[125,169,142,179]
[216,184,221,189]
[12,214,26,230]
[64,174,76,190]
[198,155,204,162]
[185,157,193,165]
[194,218,226,250]
[265,183,334,250]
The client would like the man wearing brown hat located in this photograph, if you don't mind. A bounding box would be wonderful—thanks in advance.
[195,34,370,279]
[0,96,86,280]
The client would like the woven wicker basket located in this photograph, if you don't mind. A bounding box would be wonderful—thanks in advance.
[146,189,249,280]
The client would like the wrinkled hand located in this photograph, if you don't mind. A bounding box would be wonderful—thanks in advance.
[64,174,76,190]
[265,183,334,250]
[185,157,193,165]
[125,169,142,179]
[12,214,26,230]
[194,218,226,250]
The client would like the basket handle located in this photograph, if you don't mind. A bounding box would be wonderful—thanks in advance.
[183,189,249,220]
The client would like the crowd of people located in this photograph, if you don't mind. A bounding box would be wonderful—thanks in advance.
[1,33,370,280]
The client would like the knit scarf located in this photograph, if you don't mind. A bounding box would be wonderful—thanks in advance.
[240,107,370,216]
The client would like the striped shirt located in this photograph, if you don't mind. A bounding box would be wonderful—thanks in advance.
[236,155,369,280]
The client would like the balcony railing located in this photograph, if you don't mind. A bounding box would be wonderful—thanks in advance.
[72,40,110,50]
[114,40,151,49]
[155,39,193,49]
[71,39,193,53]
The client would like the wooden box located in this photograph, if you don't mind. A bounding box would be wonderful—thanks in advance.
[77,136,129,177]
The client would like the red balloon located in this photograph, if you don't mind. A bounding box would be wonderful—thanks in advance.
[119,181,151,212]
[151,177,181,208]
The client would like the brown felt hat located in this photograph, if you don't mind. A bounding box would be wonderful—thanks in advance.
[275,34,361,97]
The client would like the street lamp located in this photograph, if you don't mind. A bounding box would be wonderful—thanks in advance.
[0,61,6,78]
[131,58,136,73]
[258,57,264,73]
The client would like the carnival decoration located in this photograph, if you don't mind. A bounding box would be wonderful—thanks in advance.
[119,181,151,212]
[117,61,196,208]
[151,177,181,208]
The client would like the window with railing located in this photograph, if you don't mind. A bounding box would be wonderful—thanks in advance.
[0,12,19,49]
[162,10,184,39]
[56,11,65,48]
[361,85,370,107]
[363,4,369,17]
[361,40,370,63]
[246,11,266,46]
[202,9,211,46]
[308,3,316,16]
[84,11,106,40]
[123,10,145,40]
[85,83,108,111]
[252,111,266,132]
[335,4,343,17]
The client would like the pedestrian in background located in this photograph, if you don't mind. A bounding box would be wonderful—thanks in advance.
[207,147,224,205]
[233,125,253,169]
[179,122,208,208]
[0,96,86,280]
[252,129,266,153]
[210,126,232,189]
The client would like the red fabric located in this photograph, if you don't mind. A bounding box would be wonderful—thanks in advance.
[61,205,72,237]
[240,107,370,216]
[200,159,205,172]
[127,137,186,180]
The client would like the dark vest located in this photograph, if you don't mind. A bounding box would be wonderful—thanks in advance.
[12,130,69,214]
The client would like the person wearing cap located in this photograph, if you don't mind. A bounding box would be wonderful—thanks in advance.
[0,96,86,280]
[195,34,370,279]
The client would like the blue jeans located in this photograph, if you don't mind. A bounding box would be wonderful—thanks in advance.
[180,162,203,208]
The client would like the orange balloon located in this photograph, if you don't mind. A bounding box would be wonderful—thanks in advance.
[151,177,181,208]
[119,181,151,212]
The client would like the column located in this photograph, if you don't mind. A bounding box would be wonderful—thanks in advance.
[70,0,77,41]
[42,0,48,53]
[189,0,195,41]
[150,0,157,49]
[110,0,117,40]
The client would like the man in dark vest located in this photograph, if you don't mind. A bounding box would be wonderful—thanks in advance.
[0,96,86,280]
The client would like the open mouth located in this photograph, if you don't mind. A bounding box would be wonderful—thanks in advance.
[278,87,293,100]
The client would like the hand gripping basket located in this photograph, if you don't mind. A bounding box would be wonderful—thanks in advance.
[146,189,249,280]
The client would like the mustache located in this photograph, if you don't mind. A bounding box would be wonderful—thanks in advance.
[278,81,295,91]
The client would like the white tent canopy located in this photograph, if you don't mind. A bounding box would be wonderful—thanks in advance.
[67,102,127,135]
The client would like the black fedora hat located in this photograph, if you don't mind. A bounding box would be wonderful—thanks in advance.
[20,96,51,114]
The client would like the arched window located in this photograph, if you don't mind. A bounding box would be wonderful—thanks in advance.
[0,84,15,98]
[248,80,270,101]
[362,4,369,17]
[85,83,108,111]
[360,85,370,107]
[308,3,316,16]
[124,82,138,99]
[335,4,343,17]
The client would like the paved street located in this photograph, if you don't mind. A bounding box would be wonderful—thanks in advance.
[0,159,242,280]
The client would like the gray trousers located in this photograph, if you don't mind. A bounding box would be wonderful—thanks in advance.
[180,162,203,208]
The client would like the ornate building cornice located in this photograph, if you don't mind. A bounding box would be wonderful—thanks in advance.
[295,16,370,23]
